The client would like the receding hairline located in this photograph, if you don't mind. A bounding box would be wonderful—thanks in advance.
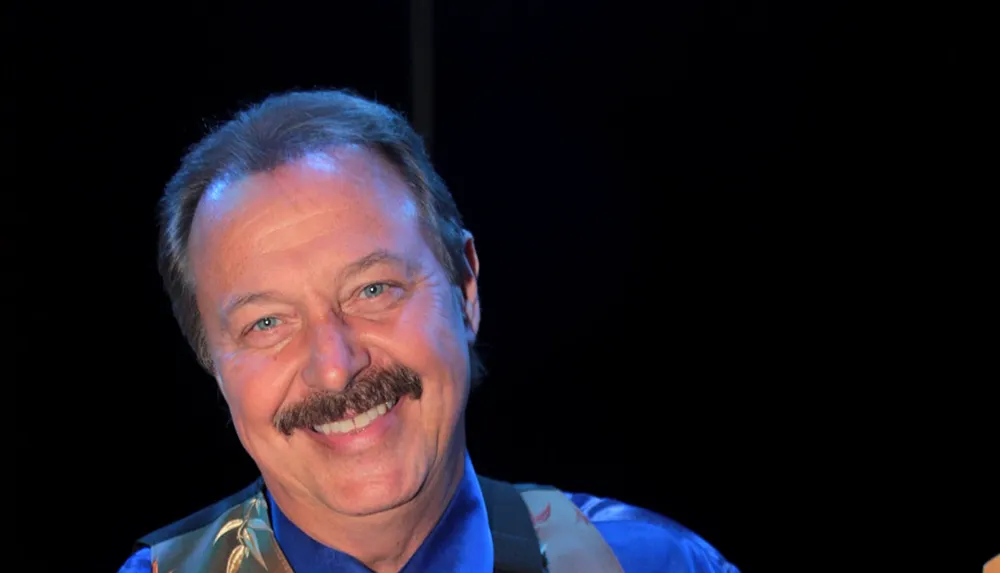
[186,144,425,254]
[156,89,478,375]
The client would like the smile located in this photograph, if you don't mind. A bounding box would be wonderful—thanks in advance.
[313,398,398,435]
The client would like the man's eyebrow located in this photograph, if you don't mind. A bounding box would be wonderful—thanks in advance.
[221,250,419,319]
[221,291,283,319]
[338,249,419,281]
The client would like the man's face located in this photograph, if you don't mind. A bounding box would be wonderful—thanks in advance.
[187,147,480,517]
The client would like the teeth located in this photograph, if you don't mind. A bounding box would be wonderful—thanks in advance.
[314,399,396,435]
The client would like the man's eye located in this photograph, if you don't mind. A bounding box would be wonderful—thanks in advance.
[250,317,282,332]
[359,283,388,299]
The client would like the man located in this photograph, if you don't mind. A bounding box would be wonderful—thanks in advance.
[118,90,739,573]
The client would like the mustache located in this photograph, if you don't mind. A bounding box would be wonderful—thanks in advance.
[273,364,422,436]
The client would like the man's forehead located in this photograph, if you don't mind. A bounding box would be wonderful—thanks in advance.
[197,147,413,222]
[186,146,433,284]
[185,147,428,292]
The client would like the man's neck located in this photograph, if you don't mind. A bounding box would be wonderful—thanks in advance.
[267,445,467,573]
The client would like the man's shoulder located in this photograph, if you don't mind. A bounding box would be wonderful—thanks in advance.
[561,489,741,573]
[136,477,265,547]
[116,547,152,573]
[116,478,264,573]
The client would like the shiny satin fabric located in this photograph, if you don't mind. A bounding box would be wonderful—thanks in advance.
[520,488,624,573]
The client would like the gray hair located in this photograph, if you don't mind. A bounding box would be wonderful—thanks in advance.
[157,89,483,383]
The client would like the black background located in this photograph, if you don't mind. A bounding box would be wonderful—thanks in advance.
[14,2,989,572]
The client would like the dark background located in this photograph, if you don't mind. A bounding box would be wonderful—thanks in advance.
[16,2,987,572]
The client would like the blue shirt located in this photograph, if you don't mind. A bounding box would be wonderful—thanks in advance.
[118,454,738,572]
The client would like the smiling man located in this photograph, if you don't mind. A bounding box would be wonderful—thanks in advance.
[118,90,739,573]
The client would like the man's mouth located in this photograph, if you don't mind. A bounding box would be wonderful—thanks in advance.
[312,398,398,435]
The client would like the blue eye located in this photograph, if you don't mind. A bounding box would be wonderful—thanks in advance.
[360,283,387,299]
[252,317,281,331]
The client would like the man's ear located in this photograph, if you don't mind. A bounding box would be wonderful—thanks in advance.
[457,230,481,340]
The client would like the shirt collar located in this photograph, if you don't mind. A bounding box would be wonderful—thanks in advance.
[268,452,493,573]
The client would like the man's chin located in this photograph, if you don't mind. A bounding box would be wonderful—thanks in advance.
[319,480,422,518]
[309,459,426,518]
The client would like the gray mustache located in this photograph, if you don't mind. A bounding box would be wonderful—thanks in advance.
[272,365,422,435]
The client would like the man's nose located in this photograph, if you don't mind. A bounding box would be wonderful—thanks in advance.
[302,319,367,391]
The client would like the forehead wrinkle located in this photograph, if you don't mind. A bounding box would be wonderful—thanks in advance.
[192,175,276,256]
[247,209,341,254]
[200,147,416,234]
[191,150,425,291]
